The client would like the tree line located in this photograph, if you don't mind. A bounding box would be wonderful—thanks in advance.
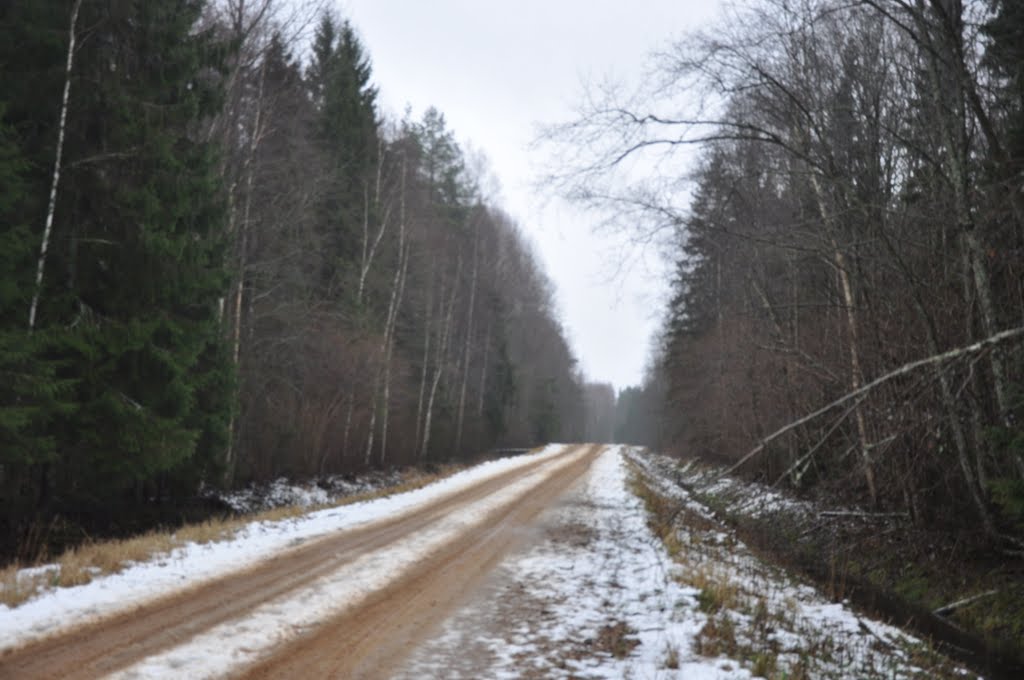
[0,0,586,546]
[559,0,1023,540]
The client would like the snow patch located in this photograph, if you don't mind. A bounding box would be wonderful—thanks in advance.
[0,444,569,654]
[215,471,404,514]
[397,446,976,679]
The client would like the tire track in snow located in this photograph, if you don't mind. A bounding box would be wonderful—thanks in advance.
[0,444,593,679]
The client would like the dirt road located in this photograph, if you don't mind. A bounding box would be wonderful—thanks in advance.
[0,443,602,679]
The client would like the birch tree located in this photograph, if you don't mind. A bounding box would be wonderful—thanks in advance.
[28,0,81,332]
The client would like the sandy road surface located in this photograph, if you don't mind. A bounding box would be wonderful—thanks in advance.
[0,443,601,679]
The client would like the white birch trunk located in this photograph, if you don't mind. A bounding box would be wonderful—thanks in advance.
[29,0,82,331]
[454,223,480,453]
[414,276,434,454]
[420,258,461,462]
[357,138,391,306]
[477,320,491,418]
[224,56,268,484]
[364,207,407,467]
[809,174,877,504]
[379,238,409,465]
[378,158,410,464]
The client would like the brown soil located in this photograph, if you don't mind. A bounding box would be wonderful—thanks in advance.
[238,443,603,680]
[0,444,602,680]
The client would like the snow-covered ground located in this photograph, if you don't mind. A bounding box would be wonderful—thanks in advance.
[1,445,978,678]
[0,444,567,656]
[398,446,975,679]
[215,469,407,514]
[632,450,818,523]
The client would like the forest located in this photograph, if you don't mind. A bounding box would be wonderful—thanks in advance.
[0,0,588,553]
[567,0,1024,542]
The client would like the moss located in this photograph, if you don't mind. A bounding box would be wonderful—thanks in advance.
[954,584,1024,644]
[894,570,932,604]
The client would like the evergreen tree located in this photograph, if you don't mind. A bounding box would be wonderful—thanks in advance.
[306,14,337,110]
[0,0,235,503]
[984,0,1024,180]
[319,20,379,180]
[0,106,73,506]
[62,0,233,496]
[308,14,380,298]
[413,107,472,209]
[983,0,1024,251]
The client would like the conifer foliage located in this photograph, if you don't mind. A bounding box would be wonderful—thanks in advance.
[1,0,233,527]
[0,1,584,553]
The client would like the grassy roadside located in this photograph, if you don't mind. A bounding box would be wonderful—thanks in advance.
[0,464,464,609]
[647,454,1024,679]
[626,459,969,679]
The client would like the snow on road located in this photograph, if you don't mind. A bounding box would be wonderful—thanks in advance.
[107,445,593,680]
[398,446,975,679]
[0,443,571,656]
[398,444,711,679]
[2,444,978,679]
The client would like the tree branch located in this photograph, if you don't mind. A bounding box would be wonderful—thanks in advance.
[721,325,1024,477]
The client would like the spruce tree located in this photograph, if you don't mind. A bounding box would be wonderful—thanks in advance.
[0,0,234,502]
[62,0,233,496]
[984,0,1024,181]
[982,0,1024,529]
[308,14,380,299]
[0,106,73,508]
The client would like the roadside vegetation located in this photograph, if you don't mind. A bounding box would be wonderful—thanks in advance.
[560,1,1024,669]
[0,463,463,609]
[1,0,592,565]
[627,454,976,679]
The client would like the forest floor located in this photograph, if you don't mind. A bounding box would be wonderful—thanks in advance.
[0,444,982,679]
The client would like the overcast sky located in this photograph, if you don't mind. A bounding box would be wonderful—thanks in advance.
[339,0,723,390]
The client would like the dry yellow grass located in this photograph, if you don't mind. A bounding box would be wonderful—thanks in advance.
[627,457,973,680]
[692,568,741,614]
[694,612,738,657]
[1,564,51,608]
[175,517,244,545]
[663,644,680,669]
[0,463,467,609]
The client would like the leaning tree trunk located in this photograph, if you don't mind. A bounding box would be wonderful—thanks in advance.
[364,157,407,467]
[223,57,268,484]
[454,221,480,454]
[29,0,82,331]
[414,275,435,455]
[378,158,410,465]
[420,259,461,462]
[378,235,410,465]
[810,175,878,505]
[878,224,993,531]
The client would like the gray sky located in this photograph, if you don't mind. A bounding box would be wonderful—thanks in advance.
[339,0,722,390]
